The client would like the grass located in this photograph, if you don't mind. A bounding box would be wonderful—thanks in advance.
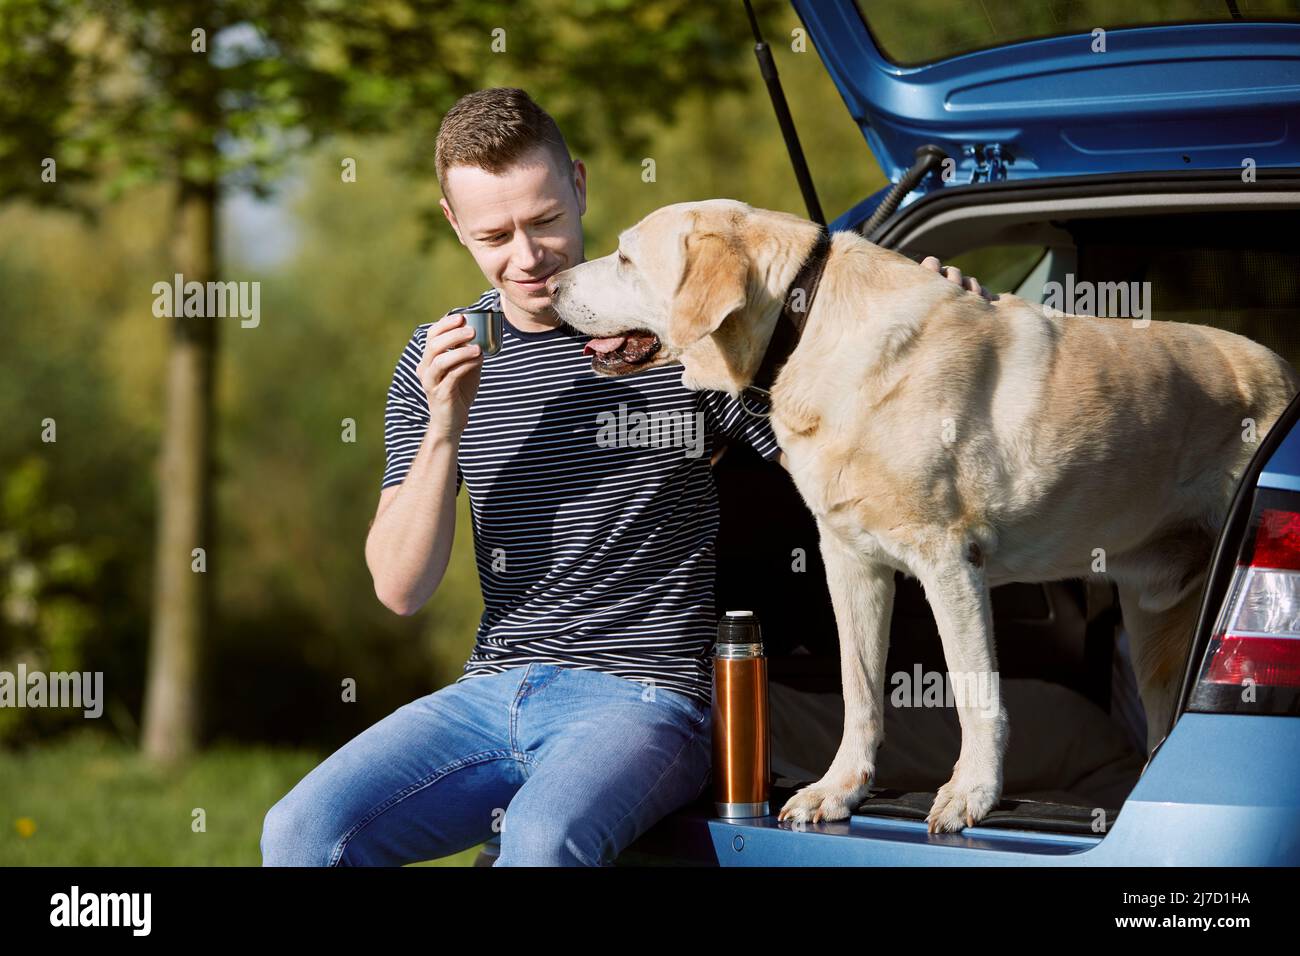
[0,727,482,866]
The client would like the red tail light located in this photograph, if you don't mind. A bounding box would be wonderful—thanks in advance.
[1246,508,1300,572]
[1190,497,1300,713]
[1204,636,1300,688]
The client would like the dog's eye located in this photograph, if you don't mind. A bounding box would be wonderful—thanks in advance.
[617,251,630,266]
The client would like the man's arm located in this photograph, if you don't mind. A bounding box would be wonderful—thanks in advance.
[700,388,783,465]
[366,432,463,615]
[365,313,481,616]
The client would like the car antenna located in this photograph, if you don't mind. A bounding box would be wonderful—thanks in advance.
[742,0,825,226]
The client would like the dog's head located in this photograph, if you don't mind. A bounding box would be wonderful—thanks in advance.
[548,198,821,394]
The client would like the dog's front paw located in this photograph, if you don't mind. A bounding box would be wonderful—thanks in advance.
[926,773,1001,833]
[777,767,873,826]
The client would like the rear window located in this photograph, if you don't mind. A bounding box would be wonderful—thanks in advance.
[858,0,1300,67]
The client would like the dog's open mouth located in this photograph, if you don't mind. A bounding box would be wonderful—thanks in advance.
[581,330,661,374]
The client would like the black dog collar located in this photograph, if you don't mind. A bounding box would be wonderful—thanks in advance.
[749,226,834,396]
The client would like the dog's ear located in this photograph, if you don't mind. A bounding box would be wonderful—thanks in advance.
[667,232,749,348]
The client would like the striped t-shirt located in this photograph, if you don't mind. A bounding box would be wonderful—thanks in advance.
[382,287,782,707]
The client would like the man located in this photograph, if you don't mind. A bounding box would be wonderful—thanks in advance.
[261,87,986,867]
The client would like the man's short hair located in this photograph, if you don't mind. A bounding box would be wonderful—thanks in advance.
[435,87,573,201]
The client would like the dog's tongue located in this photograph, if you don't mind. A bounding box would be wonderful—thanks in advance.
[582,336,627,356]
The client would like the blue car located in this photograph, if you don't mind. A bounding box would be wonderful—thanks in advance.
[619,0,1300,866]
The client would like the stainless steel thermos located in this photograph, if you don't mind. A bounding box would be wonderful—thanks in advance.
[712,610,771,818]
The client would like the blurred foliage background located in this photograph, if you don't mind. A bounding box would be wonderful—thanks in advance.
[0,0,883,792]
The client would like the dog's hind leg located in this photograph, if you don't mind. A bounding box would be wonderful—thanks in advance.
[914,551,1009,833]
[1111,522,1213,753]
[1115,576,1204,755]
[777,523,895,826]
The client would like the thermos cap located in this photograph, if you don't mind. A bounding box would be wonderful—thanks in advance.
[717,609,763,645]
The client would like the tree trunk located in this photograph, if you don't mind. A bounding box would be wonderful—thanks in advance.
[141,177,217,764]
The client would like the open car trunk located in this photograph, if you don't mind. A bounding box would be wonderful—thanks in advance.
[618,173,1300,863]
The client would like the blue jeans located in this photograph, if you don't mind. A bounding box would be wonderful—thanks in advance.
[260,662,712,866]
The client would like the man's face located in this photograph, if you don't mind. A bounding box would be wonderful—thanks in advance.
[440,145,587,316]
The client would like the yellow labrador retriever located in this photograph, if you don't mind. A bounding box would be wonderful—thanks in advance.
[546,198,1299,832]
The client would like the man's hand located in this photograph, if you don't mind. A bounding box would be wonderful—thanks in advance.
[419,312,485,442]
[920,256,996,302]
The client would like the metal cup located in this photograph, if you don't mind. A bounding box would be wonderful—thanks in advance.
[456,309,504,356]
